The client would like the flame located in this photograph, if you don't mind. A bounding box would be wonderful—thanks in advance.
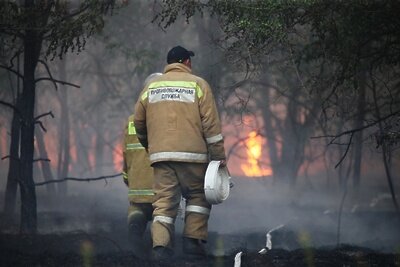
[241,131,272,177]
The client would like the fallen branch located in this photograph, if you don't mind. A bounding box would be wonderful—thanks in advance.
[35,173,122,186]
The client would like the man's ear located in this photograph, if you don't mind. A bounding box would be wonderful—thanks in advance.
[183,58,191,68]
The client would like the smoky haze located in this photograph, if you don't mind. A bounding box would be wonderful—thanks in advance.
[28,173,400,255]
[0,0,399,257]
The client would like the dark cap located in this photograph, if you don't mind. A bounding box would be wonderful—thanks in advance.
[167,45,195,64]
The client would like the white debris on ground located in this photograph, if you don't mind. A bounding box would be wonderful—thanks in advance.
[234,251,243,267]
[351,204,359,213]
[370,193,391,208]
[258,247,268,254]
[323,209,333,215]
[258,224,285,254]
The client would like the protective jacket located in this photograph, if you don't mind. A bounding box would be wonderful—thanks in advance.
[134,63,225,164]
[122,114,155,203]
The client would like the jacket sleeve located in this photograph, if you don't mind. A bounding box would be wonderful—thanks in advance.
[198,80,226,161]
[133,92,148,149]
[122,122,129,187]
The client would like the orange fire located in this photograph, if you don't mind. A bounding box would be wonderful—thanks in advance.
[241,131,272,177]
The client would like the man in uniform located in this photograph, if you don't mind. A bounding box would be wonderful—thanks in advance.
[134,46,226,260]
[122,73,162,258]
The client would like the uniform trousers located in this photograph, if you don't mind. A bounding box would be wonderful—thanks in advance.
[151,161,211,249]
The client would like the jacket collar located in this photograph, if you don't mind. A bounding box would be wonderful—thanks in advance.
[164,63,192,74]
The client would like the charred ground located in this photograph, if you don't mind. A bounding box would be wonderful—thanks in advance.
[1,178,400,266]
[0,230,398,267]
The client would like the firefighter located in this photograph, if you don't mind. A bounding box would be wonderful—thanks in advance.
[134,46,226,260]
[122,73,162,258]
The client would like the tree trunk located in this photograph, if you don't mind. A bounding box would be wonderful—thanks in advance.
[20,40,38,233]
[370,73,400,214]
[334,121,347,190]
[35,128,56,194]
[276,91,311,185]
[260,87,280,183]
[19,0,41,234]
[57,58,70,195]
[4,97,21,215]
[260,86,311,185]
[94,122,104,172]
[279,120,299,185]
[352,70,366,189]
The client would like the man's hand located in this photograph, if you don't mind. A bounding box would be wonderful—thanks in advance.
[219,159,227,167]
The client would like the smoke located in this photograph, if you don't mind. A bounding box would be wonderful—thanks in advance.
[207,176,400,254]
[2,163,399,255]
[1,1,399,258]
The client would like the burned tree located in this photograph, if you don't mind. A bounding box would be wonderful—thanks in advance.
[0,0,119,233]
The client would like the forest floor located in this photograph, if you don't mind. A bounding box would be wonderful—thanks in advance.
[1,179,400,266]
[0,230,399,267]
[0,209,399,267]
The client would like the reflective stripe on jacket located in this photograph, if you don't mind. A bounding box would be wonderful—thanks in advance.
[123,114,155,203]
[134,63,226,164]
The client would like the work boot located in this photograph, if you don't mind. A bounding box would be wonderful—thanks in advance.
[128,212,147,258]
[182,237,207,259]
[152,246,173,261]
[128,212,147,234]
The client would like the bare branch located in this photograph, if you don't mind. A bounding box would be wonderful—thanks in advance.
[35,111,54,121]
[311,109,400,141]
[226,135,248,161]
[38,59,58,90]
[35,77,80,88]
[0,100,22,118]
[334,133,353,169]
[1,155,19,161]
[0,27,25,39]
[34,111,54,132]
[35,173,122,186]
[35,121,47,132]
[0,64,24,80]
[33,158,50,162]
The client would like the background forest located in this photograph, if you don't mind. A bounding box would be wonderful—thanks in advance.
[0,0,399,258]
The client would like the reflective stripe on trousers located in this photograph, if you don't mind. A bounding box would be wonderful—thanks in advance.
[153,215,174,224]
[185,205,210,216]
